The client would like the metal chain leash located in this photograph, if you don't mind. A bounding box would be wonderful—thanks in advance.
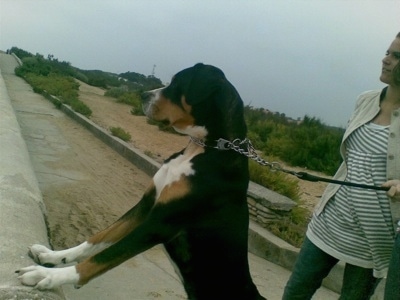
[215,138,295,174]
[191,137,390,191]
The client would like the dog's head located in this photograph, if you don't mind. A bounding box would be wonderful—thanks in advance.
[141,63,247,142]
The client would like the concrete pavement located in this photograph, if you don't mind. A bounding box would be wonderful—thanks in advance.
[0,51,342,299]
[0,52,64,299]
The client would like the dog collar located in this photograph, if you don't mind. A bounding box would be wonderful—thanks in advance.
[190,137,245,151]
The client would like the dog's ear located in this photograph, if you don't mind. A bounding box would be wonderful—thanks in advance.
[186,64,246,139]
[186,64,241,116]
[185,64,225,105]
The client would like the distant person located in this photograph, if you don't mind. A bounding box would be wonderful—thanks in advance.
[283,32,400,299]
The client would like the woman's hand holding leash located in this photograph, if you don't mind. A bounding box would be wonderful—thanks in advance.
[383,180,400,201]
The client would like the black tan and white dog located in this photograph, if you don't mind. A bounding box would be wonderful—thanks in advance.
[16,63,265,299]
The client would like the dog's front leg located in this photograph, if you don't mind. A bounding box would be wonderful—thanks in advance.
[17,186,158,288]
[17,265,80,290]
[27,242,110,267]
[17,223,131,290]
[17,214,141,290]
[19,197,186,289]
[26,209,143,268]
[26,184,157,268]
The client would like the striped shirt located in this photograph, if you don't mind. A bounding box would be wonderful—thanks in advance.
[307,122,395,278]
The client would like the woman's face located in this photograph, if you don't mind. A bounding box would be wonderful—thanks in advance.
[380,37,400,85]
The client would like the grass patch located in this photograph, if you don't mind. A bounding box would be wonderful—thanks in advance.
[144,150,159,160]
[110,127,131,142]
[16,59,92,117]
[146,119,180,134]
[249,159,299,201]
[105,87,144,116]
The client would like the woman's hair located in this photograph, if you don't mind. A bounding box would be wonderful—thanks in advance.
[393,32,400,85]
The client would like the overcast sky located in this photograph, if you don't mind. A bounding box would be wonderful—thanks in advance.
[1,0,400,127]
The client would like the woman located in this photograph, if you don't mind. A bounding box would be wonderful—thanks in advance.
[283,32,400,299]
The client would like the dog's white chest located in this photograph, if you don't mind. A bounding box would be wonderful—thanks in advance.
[153,154,195,200]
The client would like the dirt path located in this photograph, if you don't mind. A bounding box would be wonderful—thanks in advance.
[3,66,151,250]
[77,80,328,212]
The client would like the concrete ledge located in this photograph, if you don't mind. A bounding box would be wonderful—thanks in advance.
[0,69,64,299]
[248,181,296,212]
[248,221,299,270]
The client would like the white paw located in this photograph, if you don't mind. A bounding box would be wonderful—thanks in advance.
[28,244,65,267]
[17,265,79,290]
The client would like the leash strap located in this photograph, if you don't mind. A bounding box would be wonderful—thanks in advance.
[293,171,390,191]
[190,137,390,192]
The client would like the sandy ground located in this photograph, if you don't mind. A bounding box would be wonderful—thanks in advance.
[77,80,328,213]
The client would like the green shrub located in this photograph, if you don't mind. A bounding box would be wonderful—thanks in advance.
[24,73,79,99]
[245,106,344,175]
[110,127,131,142]
[249,159,300,201]
[10,47,33,59]
[66,98,92,117]
[146,119,179,134]
[104,87,127,98]
[74,72,89,83]
[130,106,144,116]
[117,92,141,106]
[19,72,92,117]
[105,88,144,116]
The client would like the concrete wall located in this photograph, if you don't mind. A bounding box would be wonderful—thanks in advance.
[0,69,64,299]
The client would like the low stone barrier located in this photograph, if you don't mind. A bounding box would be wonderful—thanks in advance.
[247,181,296,227]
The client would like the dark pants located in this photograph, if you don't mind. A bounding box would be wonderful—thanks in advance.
[385,233,400,300]
[283,237,380,300]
